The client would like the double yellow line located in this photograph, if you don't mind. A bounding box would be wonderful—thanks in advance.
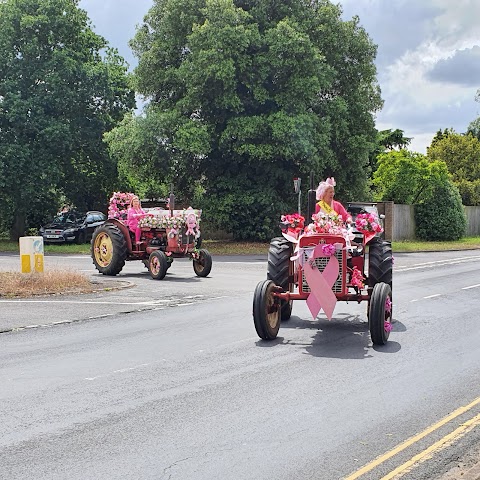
[345,396,480,480]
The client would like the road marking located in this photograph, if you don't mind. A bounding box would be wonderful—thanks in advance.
[380,411,480,479]
[344,396,480,480]
[462,283,480,290]
[423,294,441,299]
[395,256,480,272]
[0,300,172,305]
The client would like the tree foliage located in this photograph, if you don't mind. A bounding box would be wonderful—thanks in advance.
[368,128,412,172]
[427,131,480,205]
[114,0,382,240]
[0,0,135,239]
[373,150,450,204]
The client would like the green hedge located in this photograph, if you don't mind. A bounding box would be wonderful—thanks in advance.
[415,182,467,241]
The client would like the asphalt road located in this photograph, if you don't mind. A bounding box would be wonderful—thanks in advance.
[1,250,480,479]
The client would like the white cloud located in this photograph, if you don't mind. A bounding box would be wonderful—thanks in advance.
[341,0,480,152]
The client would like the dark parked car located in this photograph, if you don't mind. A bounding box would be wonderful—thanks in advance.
[39,211,106,244]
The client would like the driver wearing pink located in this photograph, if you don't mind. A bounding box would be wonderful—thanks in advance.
[315,177,351,222]
[127,195,148,244]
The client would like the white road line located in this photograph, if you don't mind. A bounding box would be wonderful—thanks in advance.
[462,284,480,290]
[423,294,441,299]
[395,255,480,271]
[0,300,166,305]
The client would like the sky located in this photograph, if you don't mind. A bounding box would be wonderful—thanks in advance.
[79,0,480,154]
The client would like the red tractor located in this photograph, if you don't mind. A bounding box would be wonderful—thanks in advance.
[253,185,393,345]
[91,192,212,280]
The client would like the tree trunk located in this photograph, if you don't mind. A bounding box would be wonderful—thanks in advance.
[10,212,26,242]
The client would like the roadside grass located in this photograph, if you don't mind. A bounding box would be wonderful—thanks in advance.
[391,237,480,252]
[0,269,93,298]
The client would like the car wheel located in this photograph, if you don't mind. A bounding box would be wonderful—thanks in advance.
[76,231,86,244]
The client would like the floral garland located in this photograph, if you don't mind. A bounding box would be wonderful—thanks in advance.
[108,192,136,219]
[304,211,345,235]
[355,212,383,235]
[138,214,187,230]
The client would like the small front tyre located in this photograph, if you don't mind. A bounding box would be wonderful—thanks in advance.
[368,282,393,345]
[193,249,212,277]
[149,251,168,280]
[253,280,280,340]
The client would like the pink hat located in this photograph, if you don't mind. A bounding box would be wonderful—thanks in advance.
[315,177,336,200]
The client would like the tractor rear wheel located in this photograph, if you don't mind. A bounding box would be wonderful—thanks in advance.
[267,237,294,321]
[91,224,127,276]
[368,238,393,294]
[149,251,168,280]
[369,282,392,345]
[193,249,212,277]
[253,280,280,340]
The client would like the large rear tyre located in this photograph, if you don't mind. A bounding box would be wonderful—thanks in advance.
[368,238,393,295]
[369,282,392,345]
[91,225,127,276]
[253,280,280,340]
[149,251,168,280]
[267,237,294,321]
[193,249,212,277]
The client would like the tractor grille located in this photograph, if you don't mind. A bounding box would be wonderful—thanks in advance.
[302,249,344,294]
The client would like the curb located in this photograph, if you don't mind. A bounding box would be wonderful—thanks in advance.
[462,462,480,480]
[89,279,135,292]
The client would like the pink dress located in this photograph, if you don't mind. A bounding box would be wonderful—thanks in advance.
[127,207,146,242]
[315,200,350,222]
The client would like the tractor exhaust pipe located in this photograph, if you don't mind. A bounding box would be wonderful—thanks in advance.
[306,172,316,225]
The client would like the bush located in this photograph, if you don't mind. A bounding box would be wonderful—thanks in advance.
[201,185,294,242]
[415,182,467,241]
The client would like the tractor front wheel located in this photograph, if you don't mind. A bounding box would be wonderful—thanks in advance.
[91,225,127,276]
[193,249,212,277]
[149,251,168,280]
[253,280,280,340]
[368,282,392,345]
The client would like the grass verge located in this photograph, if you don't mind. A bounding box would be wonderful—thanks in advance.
[0,269,93,298]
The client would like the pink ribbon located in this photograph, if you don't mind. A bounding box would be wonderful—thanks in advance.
[303,244,339,320]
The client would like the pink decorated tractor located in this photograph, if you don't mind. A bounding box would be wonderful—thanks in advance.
[253,202,393,345]
[91,192,212,280]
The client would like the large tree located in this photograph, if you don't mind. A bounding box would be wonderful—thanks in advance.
[0,0,135,239]
[114,0,382,240]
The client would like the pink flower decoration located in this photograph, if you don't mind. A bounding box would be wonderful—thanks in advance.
[321,243,336,256]
[385,296,392,313]
[384,321,393,333]
[355,213,384,235]
[350,266,364,289]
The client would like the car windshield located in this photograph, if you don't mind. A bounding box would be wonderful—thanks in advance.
[51,213,82,224]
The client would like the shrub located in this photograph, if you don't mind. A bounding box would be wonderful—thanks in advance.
[415,182,467,241]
